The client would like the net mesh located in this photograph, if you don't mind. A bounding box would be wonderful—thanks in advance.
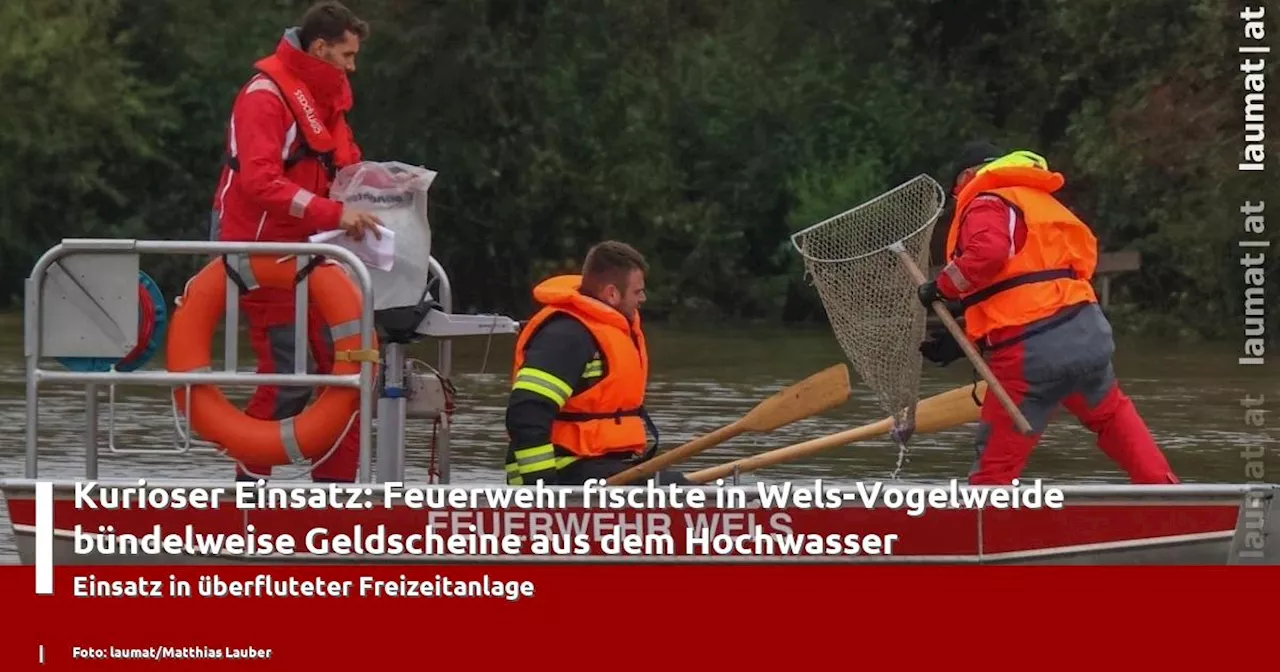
[790,174,946,470]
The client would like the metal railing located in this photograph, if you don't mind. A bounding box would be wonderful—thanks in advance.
[23,239,379,482]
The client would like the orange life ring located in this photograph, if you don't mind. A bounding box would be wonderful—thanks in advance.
[167,255,379,466]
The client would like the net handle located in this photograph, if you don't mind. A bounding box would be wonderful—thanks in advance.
[888,242,1034,434]
[789,174,946,264]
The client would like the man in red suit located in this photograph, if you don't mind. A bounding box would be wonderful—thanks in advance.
[210,2,381,483]
[919,141,1179,486]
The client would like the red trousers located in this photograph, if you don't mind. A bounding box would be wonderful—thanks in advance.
[234,290,360,482]
[968,306,1179,485]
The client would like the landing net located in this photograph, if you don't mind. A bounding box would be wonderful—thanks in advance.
[790,174,947,476]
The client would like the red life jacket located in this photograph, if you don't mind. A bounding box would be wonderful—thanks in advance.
[223,54,354,180]
[211,41,360,247]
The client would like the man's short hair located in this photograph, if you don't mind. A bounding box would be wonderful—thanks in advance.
[299,2,370,49]
[581,241,648,294]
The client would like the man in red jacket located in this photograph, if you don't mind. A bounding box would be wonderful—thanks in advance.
[211,1,382,483]
[918,141,1178,486]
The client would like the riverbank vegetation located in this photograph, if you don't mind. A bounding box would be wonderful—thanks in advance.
[3,0,1274,341]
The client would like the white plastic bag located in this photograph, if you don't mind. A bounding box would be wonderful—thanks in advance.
[329,161,437,311]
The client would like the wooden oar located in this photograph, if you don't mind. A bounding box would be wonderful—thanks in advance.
[605,363,853,485]
[686,381,987,484]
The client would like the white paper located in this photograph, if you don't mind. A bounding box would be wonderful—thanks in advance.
[309,225,396,272]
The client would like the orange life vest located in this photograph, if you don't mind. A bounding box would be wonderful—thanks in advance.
[945,154,1099,343]
[511,275,650,458]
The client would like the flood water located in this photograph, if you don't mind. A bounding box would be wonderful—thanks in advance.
[0,310,1275,561]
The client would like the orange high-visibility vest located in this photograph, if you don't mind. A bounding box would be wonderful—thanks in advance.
[511,275,649,457]
[945,154,1099,343]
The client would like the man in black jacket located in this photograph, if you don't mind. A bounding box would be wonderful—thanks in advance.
[504,241,689,486]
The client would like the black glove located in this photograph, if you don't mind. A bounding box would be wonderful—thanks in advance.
[919,326,963,367]
[919,282,967,317]
[917,280,941,309]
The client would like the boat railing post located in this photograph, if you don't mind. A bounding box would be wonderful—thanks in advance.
[376,343,406,483]
[294,255,309,375]
[353,250,376,485]
[84,384,99,479]
[224,258,240,374]
[24,273,39,479]
[428,256,454,485]
[24,241,71,479]
[179,385,195,453]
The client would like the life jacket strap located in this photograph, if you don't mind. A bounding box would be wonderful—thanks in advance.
[980,302,1087,353]
[959,268,1078,309]
[555,406,646,423]
[223,143,335,179]
[221,254,327,295]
